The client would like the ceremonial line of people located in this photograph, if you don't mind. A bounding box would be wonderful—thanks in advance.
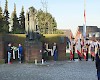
[7,43,23,64]
[70,38,100,61]
[42,42,58,61]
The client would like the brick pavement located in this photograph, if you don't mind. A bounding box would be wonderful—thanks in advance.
[0,60,97,80]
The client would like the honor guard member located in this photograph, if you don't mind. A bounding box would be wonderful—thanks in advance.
[76,38,82,61]
[95,44,100,80]
[90,40,95,61]
[71,37,76,61]
[85,38,90,61]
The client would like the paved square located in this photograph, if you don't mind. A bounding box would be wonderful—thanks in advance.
[0,60,97,80]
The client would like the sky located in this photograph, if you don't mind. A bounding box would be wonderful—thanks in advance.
[1,0,100,35]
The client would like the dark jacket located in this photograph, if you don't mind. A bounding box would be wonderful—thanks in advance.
[96,49,100,70]
[19,46,23,54]
[7,46,12,53]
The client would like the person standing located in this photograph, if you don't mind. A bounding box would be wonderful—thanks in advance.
[71,38,76,61]
[90,40,95,61]
[85,38,90,61]
[7,43,12,64]
[95,46,100,80]
[76,39,82,61]
[53,43,58,61]
[18,44,23,63]
[42,43,48,61]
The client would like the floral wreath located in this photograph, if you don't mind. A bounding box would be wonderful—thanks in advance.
[11,46,18,51]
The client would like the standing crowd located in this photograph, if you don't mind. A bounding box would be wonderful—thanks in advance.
[5,39,100,80]
[70,38,100,61]
[70,37,100,80]
[42,42,58,61]
[7,43,23,64]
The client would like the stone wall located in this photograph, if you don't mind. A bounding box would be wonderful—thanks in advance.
[45,36,67,61]
[57,37,66,60]
[0,36,4,63]
[25,41,42,62]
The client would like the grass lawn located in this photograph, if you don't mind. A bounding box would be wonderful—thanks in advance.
[66,53,92,60]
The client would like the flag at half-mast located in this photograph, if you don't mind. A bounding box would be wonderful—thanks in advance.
[82,0,87,60]
[83,0,86,38]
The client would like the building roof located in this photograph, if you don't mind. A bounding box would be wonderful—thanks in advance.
[78,26,100,36]
[75,26,100,41]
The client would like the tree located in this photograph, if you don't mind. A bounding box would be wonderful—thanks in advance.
[19,6,25,33]
[0,6,4,33]
[3,0,9,33]
[11,3,20,33]
[37,9,57,34]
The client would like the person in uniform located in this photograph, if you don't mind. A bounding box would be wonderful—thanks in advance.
[71,38,76,61]
[85,38,90,61]
[76,38,82,61]
[90,40,95,61]
[95,45,100,80]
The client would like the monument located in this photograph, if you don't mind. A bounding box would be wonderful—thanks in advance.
[25,7,42,62]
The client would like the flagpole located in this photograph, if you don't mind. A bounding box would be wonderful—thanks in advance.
[0,0,1,7]
[83,0,87,60]
[84,0,86,24]
[83,0,86,38]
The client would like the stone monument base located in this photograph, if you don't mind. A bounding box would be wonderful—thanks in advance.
[25,40,42,63]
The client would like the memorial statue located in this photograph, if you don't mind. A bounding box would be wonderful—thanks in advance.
[25,7,39,40]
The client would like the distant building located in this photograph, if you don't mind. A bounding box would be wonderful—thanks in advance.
[75,26,100,41]
[59,29,73,51]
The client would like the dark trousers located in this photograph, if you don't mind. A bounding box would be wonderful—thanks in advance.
[42,52,48,61]
[91,55,95,61]
[73,51,75,60]
[86,50,88,61]
[54,50,58,61]
[98,77,100,80]
[86,53,88,61]
[97,70,100,80]
[78,54,81,61]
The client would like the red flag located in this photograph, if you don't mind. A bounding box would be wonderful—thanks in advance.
[84,10,86,24]
[70,50,73,60]
[91,52,95,57]
[83,49,87,60]
[77,50,82,57]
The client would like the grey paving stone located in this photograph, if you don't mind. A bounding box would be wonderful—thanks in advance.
[0,60,97,80]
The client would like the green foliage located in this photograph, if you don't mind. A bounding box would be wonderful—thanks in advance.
[3,0,9,33]
[0,7,4,33]
[3,34,26,46]
[43,34,65,43]
[37,9,57,34]
[19,6,25,33]
[0,0,59,34]
[55,30,64,34]
[11,3,20,34]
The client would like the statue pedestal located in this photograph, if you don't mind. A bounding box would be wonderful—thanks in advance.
[25,41,42,63]
[0,36,4,63]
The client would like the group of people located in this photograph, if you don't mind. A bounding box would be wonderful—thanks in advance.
[7,43,23,64]
[70,38,100,80]
[5,40,100,79]
[70,38,100,61]
[42,42,58,61]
